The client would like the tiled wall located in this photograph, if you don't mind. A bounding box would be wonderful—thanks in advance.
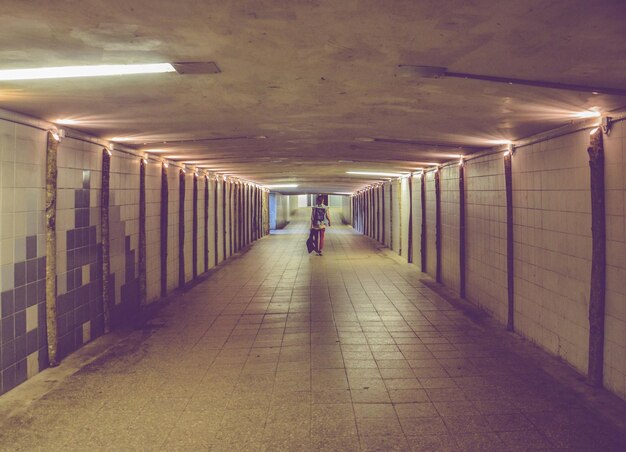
[198,176,207,273]
[0,123,47,394]
[56,138,104,359]
[399,177,410,259]
[383,184,391,247]
[207,178,216,269]
[184,172,193,283]
[465,154,508,323]
[145,162,162,303]
[424,171,437,279]
[109,152,140,323]
[0,115,268,396]
[391,180,401,253]
[604,119,626,399]
[352,120,626,401]
[441,165,460,291]
[216,180,224,264]
[513,132,592,374]
[166,168,180,292]
[411,175,421,266]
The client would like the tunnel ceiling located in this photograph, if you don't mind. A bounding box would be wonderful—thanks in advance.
[1,0,626,193]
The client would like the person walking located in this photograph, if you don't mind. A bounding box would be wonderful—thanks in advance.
[310,195,331,256]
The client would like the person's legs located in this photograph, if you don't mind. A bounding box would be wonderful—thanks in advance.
[312,228,321,253]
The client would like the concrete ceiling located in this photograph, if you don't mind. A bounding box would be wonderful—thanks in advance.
[1,0,626,193]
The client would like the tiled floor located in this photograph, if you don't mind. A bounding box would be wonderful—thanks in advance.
[1,211,625,451]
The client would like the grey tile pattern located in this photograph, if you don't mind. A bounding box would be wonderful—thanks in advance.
[0,212,625,450]
[57,170,104,360]
[0,235,46,395]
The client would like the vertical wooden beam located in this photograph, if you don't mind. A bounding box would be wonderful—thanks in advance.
[459,162,466,299]
[246,185,250,244]
[45,132,59,366]
[367,190,371,237]
[380,184,386,245]
[222,179,227,261]
[408,176,413,264]
[178,169,185,288]
[420,174,427,273]
[192,173,198,279]
[435,169,442,283]
[101,148,112,333]
[228,180,233,255]
[368,187,376,238]
[587,128,606,387]
[252,187,257,241]
[214,177,219,266]
[160,163,168,296]
[247,185,251,244]
[504,153,514,331]
[376,186,380,242]
[238,183,242,249]
[138,158,147,307]
[204,176,209,272]
[389,183,393,248]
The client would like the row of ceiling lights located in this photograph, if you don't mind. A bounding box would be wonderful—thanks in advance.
[5,62,612,195]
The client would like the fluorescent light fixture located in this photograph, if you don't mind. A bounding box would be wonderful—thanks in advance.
[346,171,403,178]
[265,184,298,188]
[0,63,175,81]
[397,65,626,96]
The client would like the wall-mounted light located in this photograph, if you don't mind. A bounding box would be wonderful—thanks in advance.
[163,160,169,168]
[142,157,148,165]
[49,129,64,142]
[55,118,79,125]
[572,109,602,119]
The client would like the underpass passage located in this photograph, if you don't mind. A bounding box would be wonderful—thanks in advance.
[1,220,625,451]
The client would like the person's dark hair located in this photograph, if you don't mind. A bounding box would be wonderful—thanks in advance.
[316,195,324,204]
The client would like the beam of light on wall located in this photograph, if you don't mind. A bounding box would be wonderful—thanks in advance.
[0,63,176,81]
[265,184,298,188]
[346,171,403,177]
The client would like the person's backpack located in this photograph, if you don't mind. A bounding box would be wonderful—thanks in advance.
[313,207,326,223]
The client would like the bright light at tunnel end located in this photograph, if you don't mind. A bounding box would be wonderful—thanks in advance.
[0,63,176,81]
[265,184,298,188]
[346,171,404,178]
